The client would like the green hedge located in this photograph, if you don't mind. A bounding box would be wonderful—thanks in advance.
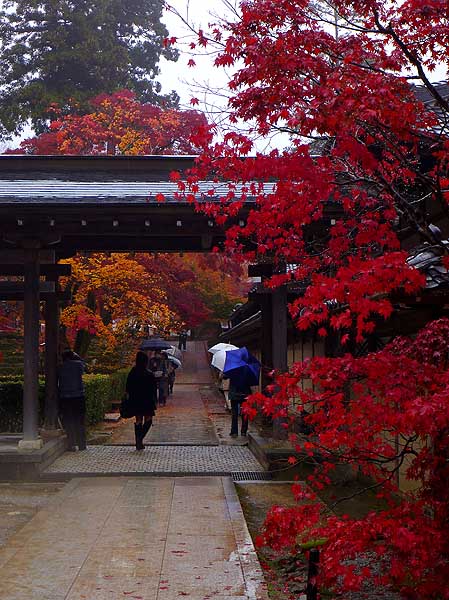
[107,369,128,409]
[0,369,129,433]
[0,379,45,433]
[83,374,111,426]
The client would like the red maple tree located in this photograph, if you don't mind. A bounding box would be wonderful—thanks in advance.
[172,1,449,597]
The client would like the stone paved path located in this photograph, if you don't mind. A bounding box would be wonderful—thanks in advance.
[0,476,269,600]
[110,385,218,446]
[46,341,260,476]
[0,342,270,599]
[109,342,219,446]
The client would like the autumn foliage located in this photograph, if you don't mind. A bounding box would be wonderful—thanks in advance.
[7,90,208,155]
[172,0,449,597]
[59,252,246,366]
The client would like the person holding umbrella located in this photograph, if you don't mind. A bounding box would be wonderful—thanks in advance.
[229,379,252,437]
[212,346,261,437]
[148,349,170,406]
[162,351,181,395]
[139,338,172,407]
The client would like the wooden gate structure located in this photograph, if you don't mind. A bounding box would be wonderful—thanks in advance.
[0,155,280,451]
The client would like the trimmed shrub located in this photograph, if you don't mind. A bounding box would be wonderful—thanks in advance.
[83,374,111,426]
[0,379,45,433]
[0,369,129,432]
[107,369,129,408]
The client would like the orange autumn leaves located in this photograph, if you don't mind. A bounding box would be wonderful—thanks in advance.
[59,253,176,352]
[59,252,248,361]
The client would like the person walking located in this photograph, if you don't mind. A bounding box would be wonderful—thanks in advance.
[58,350,87,451]
[126,351,157,451]
[229,380,252,437]
[178,330,188,351]
[148,349,170,406]
[165,355,177,395]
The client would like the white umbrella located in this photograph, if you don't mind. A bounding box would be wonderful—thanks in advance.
[211,349,228,371]
[166,355,182,368]
[208,343,238,354]
[165,346,182,360]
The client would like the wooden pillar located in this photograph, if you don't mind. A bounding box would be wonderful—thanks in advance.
[260,294,273,390]
[44,276,59,430]
[18,247,43,450]
[249,262,288,438]
[272,286,288,372]
[271,285,288,439]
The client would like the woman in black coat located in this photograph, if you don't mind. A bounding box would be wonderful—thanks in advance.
[126,351,157,450]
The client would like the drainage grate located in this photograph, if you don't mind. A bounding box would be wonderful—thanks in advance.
[232,471,272,481]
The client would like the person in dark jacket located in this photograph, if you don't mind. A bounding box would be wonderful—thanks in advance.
[58,349,86,451]
[229,380,252,437]
[148,350,170,406]
[126,351,157,450]
[178,330,188,351]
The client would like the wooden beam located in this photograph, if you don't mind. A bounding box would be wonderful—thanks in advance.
[0,249,55,264]
[0,264,71,276]
[0,281,55,293]
[0,291,69,301]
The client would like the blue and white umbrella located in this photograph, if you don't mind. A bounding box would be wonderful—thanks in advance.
[208,342,238,354]
[212,346,261,387]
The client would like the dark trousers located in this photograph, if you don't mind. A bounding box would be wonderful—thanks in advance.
[156,379,168,405]
[60,396,86,450]
[230,398,248,435]
[168,373,175,394]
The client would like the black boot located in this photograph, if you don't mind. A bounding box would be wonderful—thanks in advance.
[134,423,144,450]
[141,420,152,442]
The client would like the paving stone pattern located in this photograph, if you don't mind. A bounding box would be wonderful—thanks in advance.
[109,342,219,446]
[110,386,218,446]
[45,444,263,475]
[0,477,269,600]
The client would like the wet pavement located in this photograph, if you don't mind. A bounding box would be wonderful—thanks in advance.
[47,341,258,476]
[0,477,269,600]
[110,384,219,446]
[109,342,222,446]
[0,341,269,599]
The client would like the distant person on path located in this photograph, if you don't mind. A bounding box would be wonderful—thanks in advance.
[148,350,170,406]
[229,380,252,437]
[178,329,188,351]
[126,351,157,451]
[58,350,87,451]
[164,352,177,395]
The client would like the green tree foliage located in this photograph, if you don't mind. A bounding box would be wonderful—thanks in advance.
[0,0,179,136]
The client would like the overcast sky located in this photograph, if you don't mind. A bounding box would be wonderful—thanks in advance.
[160,0,235,107]
[160,1,291,151]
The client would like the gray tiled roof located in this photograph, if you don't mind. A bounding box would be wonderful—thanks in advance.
[0,180,273,203]
[413,81,449,134]
[407,242,449,289]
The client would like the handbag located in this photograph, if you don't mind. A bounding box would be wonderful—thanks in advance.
[119,392,134,419]
[153,370,163,378]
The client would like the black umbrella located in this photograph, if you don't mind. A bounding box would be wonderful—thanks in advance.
[139,337,172,351]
